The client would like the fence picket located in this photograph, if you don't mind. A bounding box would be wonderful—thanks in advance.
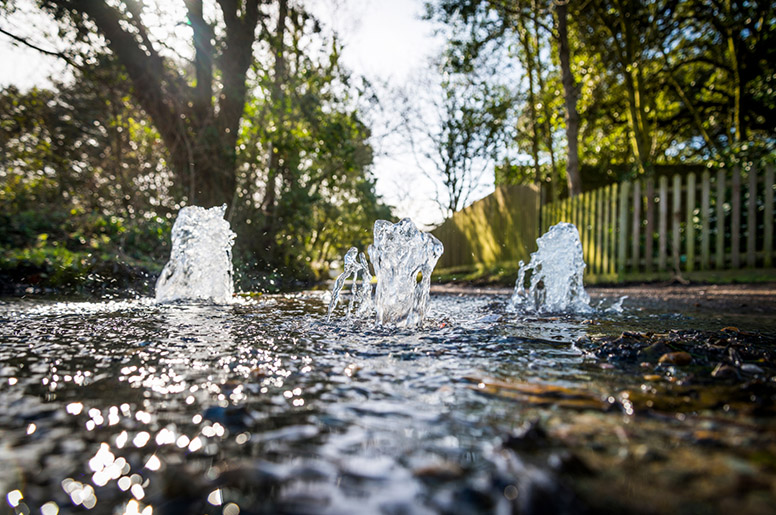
[610,184,618,275]
[618,181,630,275]
[584,192,591,268]
[603,185,610,275]
[747,168,757,267]
[766,166,774,268]
[701,170,710,270]
[645,178,654,272]
[686,172,696,272]
[716,169,725,269]
[659,176,668,271]
[673,174,682,274]
[595,188,604,275]
[731,167,741,268]
[632,181,641,272]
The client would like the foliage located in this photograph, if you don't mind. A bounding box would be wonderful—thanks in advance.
[0,2,390,293]
[425,0,776,195]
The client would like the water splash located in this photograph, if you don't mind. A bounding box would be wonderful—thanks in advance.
[155,205,236,304]
[510,222,593,314]
[327,247,373,320]
[327,218,444,327]
[370,219,444,327]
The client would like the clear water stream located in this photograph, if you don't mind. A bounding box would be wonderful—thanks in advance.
[2,293,775,514]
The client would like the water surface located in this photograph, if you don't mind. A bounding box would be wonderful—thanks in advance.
[1,293,774,514]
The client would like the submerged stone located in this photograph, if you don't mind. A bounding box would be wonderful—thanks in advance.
[155,204,236,304]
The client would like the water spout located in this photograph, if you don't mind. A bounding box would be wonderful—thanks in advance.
[510,222,593,314]
[155,205,236,304]
[328,218,444,327]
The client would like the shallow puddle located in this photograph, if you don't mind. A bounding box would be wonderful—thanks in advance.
[0,293,774,514]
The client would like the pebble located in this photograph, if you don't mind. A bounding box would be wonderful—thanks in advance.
[658,352,692,366]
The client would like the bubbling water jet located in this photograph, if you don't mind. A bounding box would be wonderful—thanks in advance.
[328,218,444,327]
[510,222,593,314]
[155,205,236,304]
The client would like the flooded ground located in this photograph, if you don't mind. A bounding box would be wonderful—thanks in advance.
[1,290,775,514]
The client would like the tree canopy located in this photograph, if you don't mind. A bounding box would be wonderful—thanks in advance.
[425,0,776,196]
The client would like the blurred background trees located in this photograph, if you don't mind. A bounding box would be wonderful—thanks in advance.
[0,0,389,292]
[425,0,776,197]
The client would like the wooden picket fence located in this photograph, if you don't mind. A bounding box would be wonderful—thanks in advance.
[540,166,776,283]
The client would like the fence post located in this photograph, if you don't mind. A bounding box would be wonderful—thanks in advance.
[618,181,630,277]
[766,165,774,268]
[595,187,604,275]
[610,183,618,275]
[701,169,711,270]
[716,169,726,269]
[673,174,682,274]
[603,185,611,275]
[731,167,741,268]
[747,167,757,268]
[659,175,668,271]
[645,178,655,273]
[686,172,696,272]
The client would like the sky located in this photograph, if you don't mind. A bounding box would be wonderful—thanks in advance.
[0,0,489,227]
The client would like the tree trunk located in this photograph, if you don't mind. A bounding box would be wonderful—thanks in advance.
[556,1,582,196]
[59,0,260,211]
[258,0,288,248]
[520,22,541,186]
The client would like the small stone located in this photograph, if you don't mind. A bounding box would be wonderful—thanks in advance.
[711,363,738,379]
[412,461,464,480]
[740,363,764,374]
[658,352,692,365]
[638,342,670,361]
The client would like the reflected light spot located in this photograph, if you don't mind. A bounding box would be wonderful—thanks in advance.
[118,477,132,492]
[133,432,151,447]
[131,483,145,500]
[207,489,223,506]
[188,437,202,452]
[176,435,190,448]
[8,377,17,385]
[26,423,36,435]
[192,414,203,424]
[155,428,176,446]
[145,455,161,471]
[504,484,519,501]
[223,503,240,515]
[41,501,59,515]
[67,402,84,415]
[6,490,23,507]
[116,431,129,449]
